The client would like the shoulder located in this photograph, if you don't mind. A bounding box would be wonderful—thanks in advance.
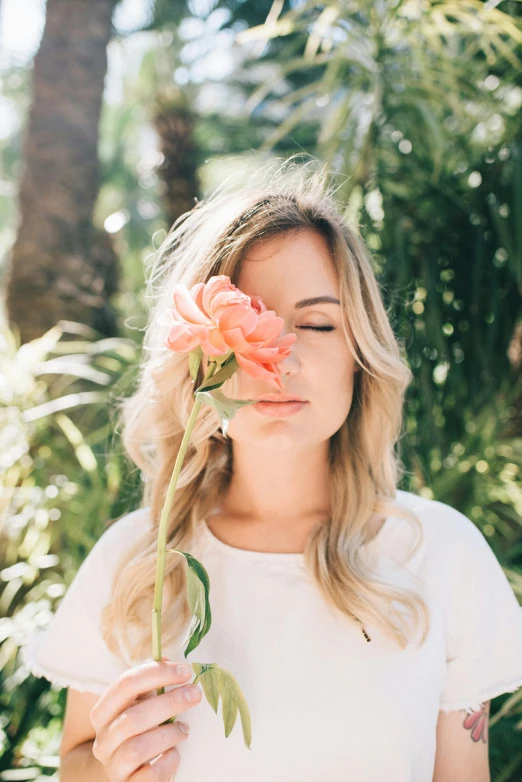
[58,506,154,615]
[101,506,152,544]
[83,506,152,574]
[393,489,495,568]
[395,489,483,539]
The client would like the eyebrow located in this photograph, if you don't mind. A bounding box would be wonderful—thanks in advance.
[294,296,341,309]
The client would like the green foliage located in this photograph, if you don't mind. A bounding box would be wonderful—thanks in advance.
[196,388,258,435]
[188,345,203,379]
[193,662,253,749]
[196,353,239,390]
[166,549,213,656]
[237,1,522,186]
[0,315,141,776]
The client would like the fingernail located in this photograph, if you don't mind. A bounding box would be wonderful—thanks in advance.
[184,685,201,702]
[179,721,190,735]
[176,664,192,677]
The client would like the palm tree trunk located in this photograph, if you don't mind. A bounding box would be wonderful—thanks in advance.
[5,0,119,344]
[153,89,200,227]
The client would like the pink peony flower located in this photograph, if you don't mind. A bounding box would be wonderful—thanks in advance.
[160,275,296,389]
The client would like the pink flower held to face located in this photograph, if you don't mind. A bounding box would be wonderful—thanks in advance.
[159,275,297,389]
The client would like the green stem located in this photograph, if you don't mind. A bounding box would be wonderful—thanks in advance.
[152,360,217,710]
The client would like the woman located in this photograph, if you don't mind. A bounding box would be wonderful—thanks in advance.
[23,157,522,782]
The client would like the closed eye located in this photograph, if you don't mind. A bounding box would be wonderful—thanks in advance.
[298,325,335,332]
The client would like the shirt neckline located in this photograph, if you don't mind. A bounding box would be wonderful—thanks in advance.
[197,513,396,567]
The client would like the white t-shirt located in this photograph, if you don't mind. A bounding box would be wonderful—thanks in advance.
[22,489,522,781]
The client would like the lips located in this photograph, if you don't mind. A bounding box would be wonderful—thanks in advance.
[252,398,308,418]
[254,394,306,403]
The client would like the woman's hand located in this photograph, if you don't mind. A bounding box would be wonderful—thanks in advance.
[89,657,202,781]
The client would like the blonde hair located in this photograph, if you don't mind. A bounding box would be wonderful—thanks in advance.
[102,155,430,663]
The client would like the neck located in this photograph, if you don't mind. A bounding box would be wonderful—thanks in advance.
[218,440,331,526]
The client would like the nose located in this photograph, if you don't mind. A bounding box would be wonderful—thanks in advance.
[276,329,301,380]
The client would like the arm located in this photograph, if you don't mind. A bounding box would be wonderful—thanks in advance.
[60,741,111,782]
[59,688,110,782]
[433,701,490,782]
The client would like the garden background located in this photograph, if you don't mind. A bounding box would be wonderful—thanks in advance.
[1,0,522,779]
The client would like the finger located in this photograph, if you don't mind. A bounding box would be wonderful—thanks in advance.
[135,657,171,703]
[108,722,187,782]
[100,683,201,760]
[135,689,156,704]
[130,746,181,782]
[90,659,193,734]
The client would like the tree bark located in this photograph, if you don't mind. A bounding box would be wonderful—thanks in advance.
[5,0,119,344]
[153,88,200,228]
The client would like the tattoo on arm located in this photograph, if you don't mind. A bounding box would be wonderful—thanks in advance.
[462,700,490,743]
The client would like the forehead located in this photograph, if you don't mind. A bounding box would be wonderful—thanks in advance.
[236,229,339,304]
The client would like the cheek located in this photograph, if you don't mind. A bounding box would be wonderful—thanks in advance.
[318,351,357,413]
[311,339,355,380]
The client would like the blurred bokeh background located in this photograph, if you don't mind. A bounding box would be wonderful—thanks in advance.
[1,0,522,778]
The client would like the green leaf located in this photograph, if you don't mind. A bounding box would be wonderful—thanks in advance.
[195,355,239,392]
[191,663,253,749]
[196,388,258,437]
[197,663,221,713]
[54,413,99,473]
[165,550,212,655]
[222,686,239,737]
[211,349,234,366]
[188,347,203,381]
[196,389,257,417]
[218,666,252,749]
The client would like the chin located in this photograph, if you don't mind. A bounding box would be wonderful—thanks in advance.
[231,422,318,450]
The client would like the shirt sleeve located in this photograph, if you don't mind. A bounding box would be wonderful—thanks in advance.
[21,507,151,696]
[439,506,522,713]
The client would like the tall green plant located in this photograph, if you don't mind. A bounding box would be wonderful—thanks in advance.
[0,316,141,776]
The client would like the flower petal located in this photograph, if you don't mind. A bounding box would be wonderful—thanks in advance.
[221,327,254,352]
[172,285,208,325]
[216,304,258,335]
[201,276,235,315]
[245,346,286,363]
[191,282,209,317]
[246,312,285,344]
[206,327,229,354]
[249,295,267,314]
[166,323,206,352]
[271,332,297,351]
[211,289,251,316]
[235,352,283,389]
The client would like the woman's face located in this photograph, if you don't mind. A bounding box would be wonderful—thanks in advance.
[220,228,360,450]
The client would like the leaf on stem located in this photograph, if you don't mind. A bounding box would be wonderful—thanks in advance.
[192,662,253,749]
[211,349,234,366]
[196,388,257,436]
[196,355,239,391]
[165,550,212,655]
[196,387,258,438]
[188,347,203,380]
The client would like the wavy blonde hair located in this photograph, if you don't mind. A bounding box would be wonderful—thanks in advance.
[102,155,430,664]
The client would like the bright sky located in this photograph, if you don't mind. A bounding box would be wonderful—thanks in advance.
[0,0,229,69]
[0,0,47,68]
[0,0,157,68]
[0,0,236,139]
